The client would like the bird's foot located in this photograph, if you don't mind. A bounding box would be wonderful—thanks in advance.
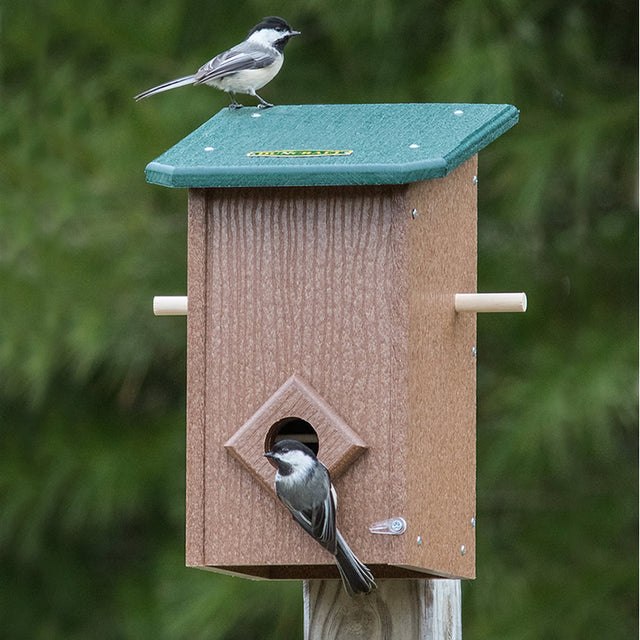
[257,102,274,109]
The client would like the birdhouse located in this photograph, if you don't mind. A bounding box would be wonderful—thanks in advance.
[148,103,521,582]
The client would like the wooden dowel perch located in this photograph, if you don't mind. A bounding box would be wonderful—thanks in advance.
[455,292,527,313]
[153,296,188,316]
[152,294,527,316]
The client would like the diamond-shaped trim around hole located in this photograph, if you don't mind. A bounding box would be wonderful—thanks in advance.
[224,375,368,496]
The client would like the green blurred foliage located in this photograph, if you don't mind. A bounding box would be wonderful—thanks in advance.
[0,0,637,637]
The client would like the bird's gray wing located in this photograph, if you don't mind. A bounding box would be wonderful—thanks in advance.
[311,484,337,554]
[194,44,275,84]
[302,464,336,552]
[276,471,337,555]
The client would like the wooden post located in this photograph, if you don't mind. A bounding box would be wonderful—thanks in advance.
[304,579,461,640]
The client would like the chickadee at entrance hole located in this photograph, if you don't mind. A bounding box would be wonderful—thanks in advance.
[265,417,319,455]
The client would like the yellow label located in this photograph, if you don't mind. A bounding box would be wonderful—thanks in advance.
[247,149,353,158]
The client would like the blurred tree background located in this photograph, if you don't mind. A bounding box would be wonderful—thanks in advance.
[0,0,637,637]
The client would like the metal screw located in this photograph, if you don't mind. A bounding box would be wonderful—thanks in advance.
[461,545,466,555]
[472,346,477,357]
[473,175,479,185]
[471,517,476,528]
[391,519,404,532]
[417,536,423,546]
[412,208,418,219]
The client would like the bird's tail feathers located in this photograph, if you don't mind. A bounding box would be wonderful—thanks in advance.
[134,75,196,101]
[334,530,376,596]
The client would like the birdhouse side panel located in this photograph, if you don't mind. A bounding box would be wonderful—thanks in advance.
[405,157,478,579]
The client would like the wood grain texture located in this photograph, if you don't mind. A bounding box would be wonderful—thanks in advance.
[190,184,405,572]
[185,159,477,579]
[304,579,461,640]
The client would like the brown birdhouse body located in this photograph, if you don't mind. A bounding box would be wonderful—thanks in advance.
[146,103,519,581]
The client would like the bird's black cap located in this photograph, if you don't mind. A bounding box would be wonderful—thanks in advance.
[249,16,296,35]
[265,438,316,458]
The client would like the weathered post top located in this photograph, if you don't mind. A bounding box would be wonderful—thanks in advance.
[144,102,518,188]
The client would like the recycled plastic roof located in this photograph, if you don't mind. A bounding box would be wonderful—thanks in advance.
[145,103,519,188]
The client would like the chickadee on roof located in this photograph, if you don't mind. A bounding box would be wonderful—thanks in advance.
[135,16,300,109]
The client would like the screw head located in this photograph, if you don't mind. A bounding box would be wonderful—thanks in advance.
[471,517,476,527]
[417,536,423,546]
[411,208,418,219]
[461,545,467,555]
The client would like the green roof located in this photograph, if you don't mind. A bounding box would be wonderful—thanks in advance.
[145,103,518,188]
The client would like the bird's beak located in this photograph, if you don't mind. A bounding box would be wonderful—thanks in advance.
[264,451,275,458]
[290,30,301,37]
